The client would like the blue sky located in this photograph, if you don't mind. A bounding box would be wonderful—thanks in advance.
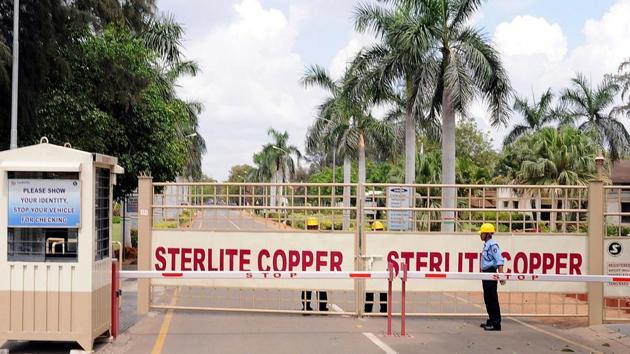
[158,0,630,181]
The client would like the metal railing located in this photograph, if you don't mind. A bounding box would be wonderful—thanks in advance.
[151,182,590,234]
[137,181,630,321]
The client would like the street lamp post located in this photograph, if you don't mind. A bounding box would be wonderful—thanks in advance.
[10,0,19,149]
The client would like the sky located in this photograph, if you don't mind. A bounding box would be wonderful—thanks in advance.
[158,0,630,181]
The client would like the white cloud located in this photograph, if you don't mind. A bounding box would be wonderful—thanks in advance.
[494,16,567,62]
[567,0,630,80]
[329,33,375,79]
[175,0,322,180]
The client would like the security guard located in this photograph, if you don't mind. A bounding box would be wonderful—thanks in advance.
[479,223,505,331]
[365,221,387,313]
[302,217,328,312]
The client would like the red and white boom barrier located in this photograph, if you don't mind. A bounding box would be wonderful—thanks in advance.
[120,270,391,279]
[119,270,630,283]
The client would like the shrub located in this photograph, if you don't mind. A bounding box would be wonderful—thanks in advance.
[607,226,630,237]
[155,221,178,229]
[131,228,138,248]
[179,210,193,226]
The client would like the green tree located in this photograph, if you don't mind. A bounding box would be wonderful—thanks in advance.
[504,89,558,146]
[354,0,511,231]
[36,26,194,196]
[498,126,598,231]
[611,58,630,118]
[353,0,437,185]
[0,1,205,192]
[228,164,256,183]
[498,127,597,186]
[560,73,629,162]
[250,129,301,206]
[302,64,396,185]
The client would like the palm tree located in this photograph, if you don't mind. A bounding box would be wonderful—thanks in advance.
[258,128,301,206]
[510,126,597,231]
[561,73,629,162]
[504,89,557,146]
[302,65,397,185]
[355,0,511,232]
[302,64,397,229]
[611,58,630,117]
[382,92,441,156]
[353,0,433,185]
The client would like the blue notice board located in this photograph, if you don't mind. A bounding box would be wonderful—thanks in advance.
[8,179,81,228]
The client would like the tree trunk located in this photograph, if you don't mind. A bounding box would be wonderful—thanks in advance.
[343,157,351,230]
[270,169,282,207]
[358,133,366,184]
[441,89,456,232]
[405,77,416,184]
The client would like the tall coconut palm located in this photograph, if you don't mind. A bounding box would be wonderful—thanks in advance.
[353,0,433,185]
[302,65,397,185]
[302,64,397,228]
[356,0,511,231]
[504,89,558,146]
[561,73,629,162]
[382,92,441,155]
[302,65,357,229]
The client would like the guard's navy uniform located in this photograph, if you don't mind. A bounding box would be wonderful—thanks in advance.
[481,238,504,329]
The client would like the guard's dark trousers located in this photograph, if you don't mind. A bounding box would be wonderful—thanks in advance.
[482,267,501,326]
[301,291,328,311]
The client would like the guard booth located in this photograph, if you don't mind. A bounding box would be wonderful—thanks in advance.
[0,139,123,351]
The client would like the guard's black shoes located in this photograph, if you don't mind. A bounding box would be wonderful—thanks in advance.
[480,320,491,328]
[483,324,501,331]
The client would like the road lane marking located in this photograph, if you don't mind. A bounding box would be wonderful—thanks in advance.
[222,212,241,230]
[508,317,601,354]
[443,293,601,353]
[151,288,180,354]
[362,332,398,354]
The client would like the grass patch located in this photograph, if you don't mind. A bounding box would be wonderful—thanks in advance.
[112,222,121,243]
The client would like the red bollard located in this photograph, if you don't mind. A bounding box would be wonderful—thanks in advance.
[387,262,394,336]
[401,262,408,336]
[111,260,121,339]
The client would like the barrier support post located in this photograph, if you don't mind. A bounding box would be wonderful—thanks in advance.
[587,179,604,326]
[111,260,120,339]
[137,175,153,314]
[355,183,366,317]
[401,262,407,336]
[387,262,393,336]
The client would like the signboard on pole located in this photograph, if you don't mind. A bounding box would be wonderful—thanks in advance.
[604,238,630,297]
[387,186,412,231]
[126,194,139,213]
[8,179,81,228]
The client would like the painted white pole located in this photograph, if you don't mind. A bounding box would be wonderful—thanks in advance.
[9,0,19,149]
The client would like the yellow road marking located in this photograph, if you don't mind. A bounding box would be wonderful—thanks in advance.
[151,287,180,354]
[443,293,602,353]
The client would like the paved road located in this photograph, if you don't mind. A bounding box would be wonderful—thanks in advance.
[100,284,630,354]
[191,209,282,231]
